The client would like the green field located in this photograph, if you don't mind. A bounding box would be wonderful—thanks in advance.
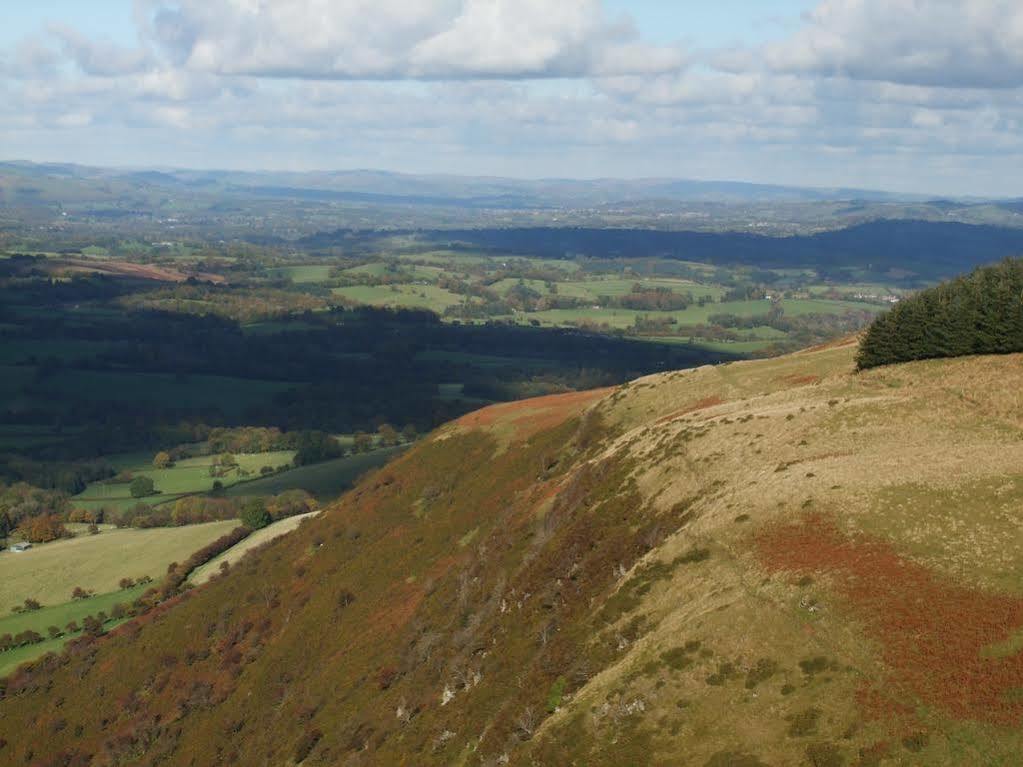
[276,264,333,283]
[333,284,466,313]
[0,634,70,678]
[73,451,296,511]
[0,583,148,636]
[0,585,147,678]
[224,448,403,501]
[0,521,239,608]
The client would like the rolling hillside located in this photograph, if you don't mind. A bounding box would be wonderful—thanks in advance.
[2,339,1022,765]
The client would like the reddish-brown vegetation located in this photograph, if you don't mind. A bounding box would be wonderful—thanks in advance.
[60,259,226,284]
[757,514,1023,726]
[455,387,612,442]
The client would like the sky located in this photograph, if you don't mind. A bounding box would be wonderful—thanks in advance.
[1,0,1021,196]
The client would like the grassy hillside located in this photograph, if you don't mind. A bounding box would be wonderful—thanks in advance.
[2,342,1023,765]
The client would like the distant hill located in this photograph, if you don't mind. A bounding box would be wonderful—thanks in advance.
[3,336,1023,765]
[0,160,918,205]
[304,220,1023,282]
[6,160,1023,236]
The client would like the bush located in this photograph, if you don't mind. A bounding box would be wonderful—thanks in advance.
[787,707,821,737]
[240,499,272,530]
[18,514,70,543]
[130,476,156,498]
[152,452,173,469]
[161,526,250,595]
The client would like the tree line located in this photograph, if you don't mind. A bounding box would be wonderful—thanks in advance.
[857,258,1023,369]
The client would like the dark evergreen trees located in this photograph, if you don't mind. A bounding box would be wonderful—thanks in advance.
[857,258,1023,369]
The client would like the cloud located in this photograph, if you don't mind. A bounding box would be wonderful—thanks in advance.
[760,0,1023,88]
[136,0,686,80]
[49,24,152,77]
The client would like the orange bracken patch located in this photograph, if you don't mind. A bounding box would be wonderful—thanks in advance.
[456,387,613,443]
[654,395,725,425]
[756,514,1023,726]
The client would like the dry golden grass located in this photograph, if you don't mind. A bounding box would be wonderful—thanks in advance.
[537,344,1023,763]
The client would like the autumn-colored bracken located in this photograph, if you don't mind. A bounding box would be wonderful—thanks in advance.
[757,514,1023,725]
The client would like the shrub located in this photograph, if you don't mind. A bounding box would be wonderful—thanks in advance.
[744,658,779,689]
[805,742,845,767]
[129,476,156,498]
[902,732,929,753]
[546,677,567,713]
[787,707,821,737]
[293,729,322,762]
[15,598,42,613]
[240,499,272,530]
[18,514,70,543]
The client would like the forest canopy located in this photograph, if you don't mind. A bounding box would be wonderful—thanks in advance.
[857,258,1023,369]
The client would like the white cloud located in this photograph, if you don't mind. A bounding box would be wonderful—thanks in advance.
[3,1,1023,195]
[49,24,152,77]
[761,0,1023,88]
[138,0,686,80]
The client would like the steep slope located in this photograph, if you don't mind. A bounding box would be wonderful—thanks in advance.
[2,341,1023,766]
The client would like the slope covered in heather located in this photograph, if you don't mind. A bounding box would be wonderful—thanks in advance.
[2,339,1023,766]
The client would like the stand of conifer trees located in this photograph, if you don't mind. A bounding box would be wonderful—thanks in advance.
[857,258,1023,369]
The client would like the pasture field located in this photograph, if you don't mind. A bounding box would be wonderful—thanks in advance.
[0,583,149,633]
[0,520,239,608]
[0,635,68,678]
[73,451,296,510]
[343,262,443,281]
[190,511,320,584]
[0,586,147,677]
[288,249,891,354]
[276,264,333,283]
[224,447,403,500]
[332,284,465,313]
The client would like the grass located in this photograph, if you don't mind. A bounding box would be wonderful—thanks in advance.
[0,584,149,636]
[332,284,465,313]
[224,448,403,501]
[190,512,320,584]
[73,451,296,511]
[0,520,239,608]
[276,264,333,283]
